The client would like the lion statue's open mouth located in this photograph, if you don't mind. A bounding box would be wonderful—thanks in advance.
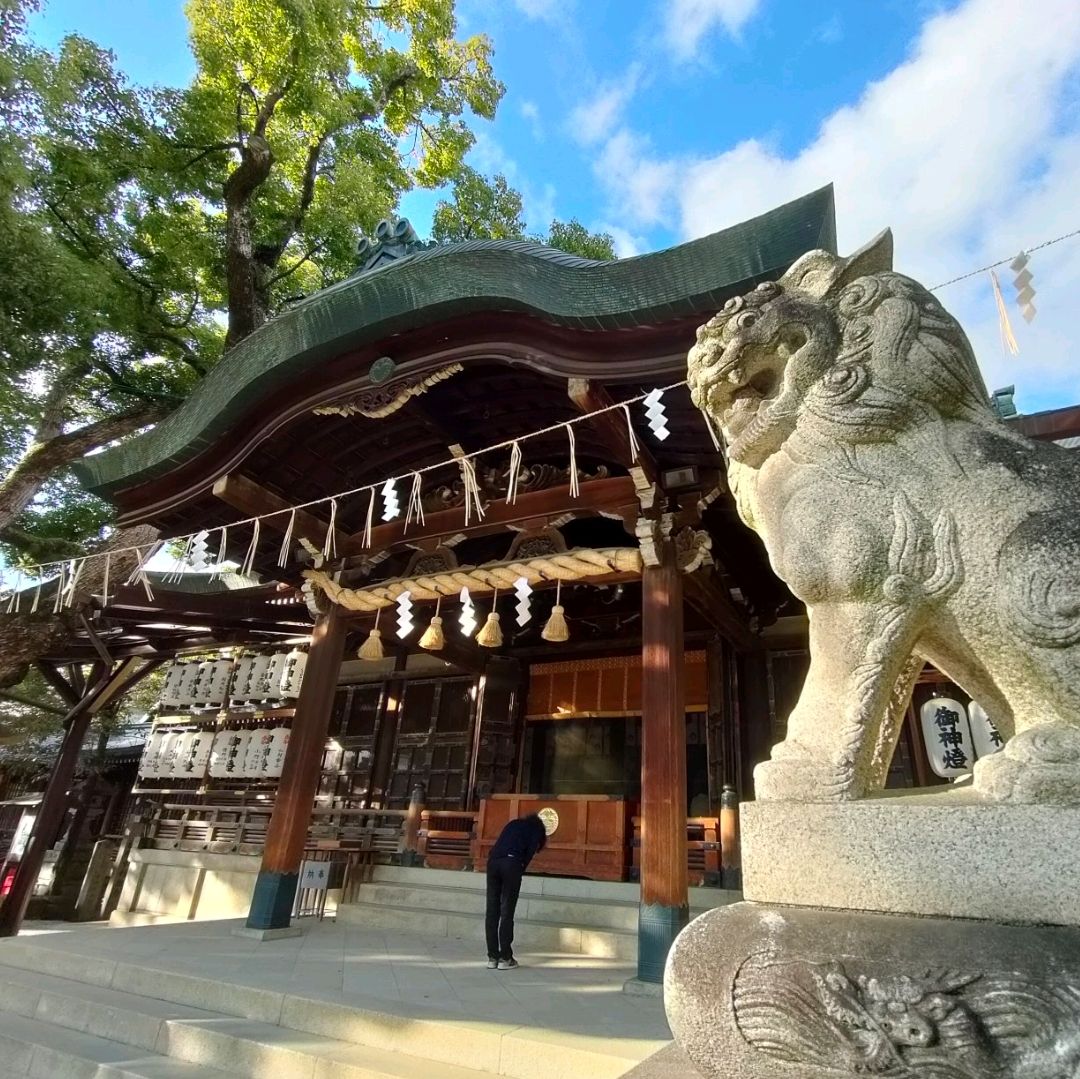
[687,281,810,467]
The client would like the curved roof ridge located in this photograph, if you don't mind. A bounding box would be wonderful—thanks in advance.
[76,185,836,500]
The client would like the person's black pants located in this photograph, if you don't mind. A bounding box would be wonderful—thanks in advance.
[485,855,525,960]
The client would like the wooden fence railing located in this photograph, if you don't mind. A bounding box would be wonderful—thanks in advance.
[417,810,477,869]
[630,816,721,886]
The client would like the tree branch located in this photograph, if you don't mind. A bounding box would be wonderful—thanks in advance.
[0,690,67,717]
[266,242,323,286]
[49,404,170,458]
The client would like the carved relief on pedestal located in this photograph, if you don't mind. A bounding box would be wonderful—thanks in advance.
[733,955,1080,1078]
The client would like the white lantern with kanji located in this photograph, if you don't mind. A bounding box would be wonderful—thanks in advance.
[919,696,975,778]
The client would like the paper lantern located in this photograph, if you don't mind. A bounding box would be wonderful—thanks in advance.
[208,730,241,778]
[229,656,255,705]
[264,727,291,777]
[280,650,307,698]
[159,663,186,710]
[968,701,1006,760]
[919,696,974,778]
[224,729,252,777]
[138,729,167,779]
[242,729,273,777]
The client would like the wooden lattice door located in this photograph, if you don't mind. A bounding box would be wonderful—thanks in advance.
[388,677,477,809]
[319,683,385,807]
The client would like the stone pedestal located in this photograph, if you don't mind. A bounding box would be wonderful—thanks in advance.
[664,796,1080,1079]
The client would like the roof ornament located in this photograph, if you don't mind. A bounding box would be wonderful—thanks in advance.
[355,216,435,273]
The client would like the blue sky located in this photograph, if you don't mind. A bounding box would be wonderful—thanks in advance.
[30,0,1080,412]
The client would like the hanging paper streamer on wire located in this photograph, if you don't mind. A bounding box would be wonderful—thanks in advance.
[396,590,414,639]
[458,586,477,636]
[1011,252,1036,323]
[989,270,1020,357]
[190,531,210,570]
[514,576,533,627]
[381,478,399,522]
[644,388,670,441]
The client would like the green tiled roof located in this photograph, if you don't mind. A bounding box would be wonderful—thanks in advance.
[77,185,835,499]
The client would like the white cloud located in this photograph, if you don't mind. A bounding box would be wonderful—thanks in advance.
[598,222,649,258]
[815,14,843,45]
[567,65,643,146]
[664,0,764,60]
[513,0,572,22]
[594,0,1080,409]
[595,129,678,227]
[520,100,544,140]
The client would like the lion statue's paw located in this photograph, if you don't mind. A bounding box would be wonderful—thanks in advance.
[974,723,1080,805]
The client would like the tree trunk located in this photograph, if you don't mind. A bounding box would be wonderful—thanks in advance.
[224,135,275,350]
[0,406,167,535]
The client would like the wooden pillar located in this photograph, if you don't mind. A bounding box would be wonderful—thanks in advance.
[637,545,689,983]
[0,658,157,937]
[246,607,346,931]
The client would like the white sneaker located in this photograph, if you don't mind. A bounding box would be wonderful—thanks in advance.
[486,958,498,969]
[497,958,519,970]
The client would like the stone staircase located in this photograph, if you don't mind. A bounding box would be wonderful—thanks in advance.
[0,936,507,1078]
[337,865,741,961]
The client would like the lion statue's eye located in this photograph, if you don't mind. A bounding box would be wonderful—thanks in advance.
[736,311,758,330]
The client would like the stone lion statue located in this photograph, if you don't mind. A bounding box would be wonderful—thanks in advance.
[687,230,1080,804]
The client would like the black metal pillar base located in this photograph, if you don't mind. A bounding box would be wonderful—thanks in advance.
[246,870,298,931]
[637,901,689,983]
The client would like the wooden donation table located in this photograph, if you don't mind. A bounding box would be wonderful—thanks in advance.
[473,794,628,882]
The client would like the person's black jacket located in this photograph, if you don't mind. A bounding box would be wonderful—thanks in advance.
[489,814,547,869]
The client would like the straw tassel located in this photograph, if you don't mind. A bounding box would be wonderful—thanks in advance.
[406,472,425,529]
[100,554,110,608]
[362,487,375,549]
[240,519,260,578]
[418,597,445,651]
[52,563,66,613]
[322,499,338,561]
[277,510,296,568]
[475,591,503,648]
[505,441,523,505]
[460,456,485,525]
[621,404,641,463]
[566,425,580,498]
[6,570,23,614]
[542,580,569,642]
[990,269,1020,356]
[213,526,229,580]
[31,574,42,613]
[357,607,385,661]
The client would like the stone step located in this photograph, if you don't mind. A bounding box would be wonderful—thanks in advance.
[369,864,737,912]
[337,898,639,960]
[354,879,642,931]
[0,936,661,1078]
[0,962,499,1079]
[0,1011,234,1078]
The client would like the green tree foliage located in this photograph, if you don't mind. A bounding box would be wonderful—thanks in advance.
[432,168,617,258]
[544,217,618,260]
[0,0,504,568]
